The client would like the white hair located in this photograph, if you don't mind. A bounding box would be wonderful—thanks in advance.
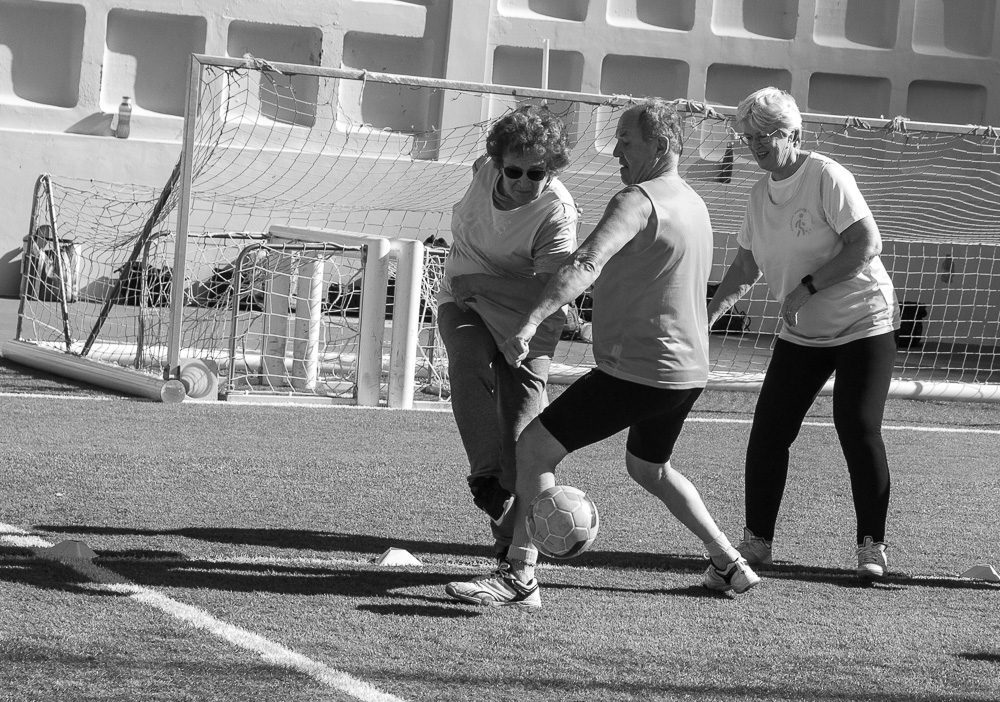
[735,87,802,135]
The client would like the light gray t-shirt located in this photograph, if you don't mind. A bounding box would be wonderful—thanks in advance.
[590,172,712,389]
[439,157,578,356]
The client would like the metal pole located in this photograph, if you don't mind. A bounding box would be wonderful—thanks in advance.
[164,53,204,380]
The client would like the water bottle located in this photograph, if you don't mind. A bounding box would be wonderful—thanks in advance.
[115,97,132,139]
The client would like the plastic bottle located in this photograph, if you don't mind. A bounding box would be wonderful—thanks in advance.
[115,97,132,139]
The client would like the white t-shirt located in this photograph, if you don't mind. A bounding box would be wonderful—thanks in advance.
[439,156,578,356]
[737,152,899,347]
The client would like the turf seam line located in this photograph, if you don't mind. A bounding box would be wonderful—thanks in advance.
[0,524,407,702]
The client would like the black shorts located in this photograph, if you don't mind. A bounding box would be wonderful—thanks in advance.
[538,369,703,464]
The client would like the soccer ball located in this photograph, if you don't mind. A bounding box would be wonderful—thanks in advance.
[526,485,600,559]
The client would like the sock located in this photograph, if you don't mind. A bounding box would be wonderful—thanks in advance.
[704,532,741,569]
[506,545,537,582]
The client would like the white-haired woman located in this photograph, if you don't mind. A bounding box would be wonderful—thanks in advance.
[708,87,899,579]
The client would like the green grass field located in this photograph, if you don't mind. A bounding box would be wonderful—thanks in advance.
[2,360,999,701]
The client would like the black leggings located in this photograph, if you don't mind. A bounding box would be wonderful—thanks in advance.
[745,332,896,544]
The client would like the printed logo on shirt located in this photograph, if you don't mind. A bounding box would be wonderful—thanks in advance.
[791,209,813,237]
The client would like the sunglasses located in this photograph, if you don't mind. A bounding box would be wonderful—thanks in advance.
[502,166,547,181]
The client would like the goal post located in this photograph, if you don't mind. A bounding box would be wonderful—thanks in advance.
[11,53,1000,404]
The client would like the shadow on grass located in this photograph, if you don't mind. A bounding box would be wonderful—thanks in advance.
[24,525,1000,594]
[757,562,1000,591]
[358,603,479,618]
[958,651,1000,664]
[34,524,490,559]
[0,545,127,597]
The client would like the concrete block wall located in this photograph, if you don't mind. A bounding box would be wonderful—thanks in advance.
[1,0,998,295]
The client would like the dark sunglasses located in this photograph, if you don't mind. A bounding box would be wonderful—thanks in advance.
[502,166,547,181]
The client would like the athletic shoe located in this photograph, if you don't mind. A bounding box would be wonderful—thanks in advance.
[703,557,761,594]
[857,536,888,579]
[736,527,773,566]
[445,563,541,610]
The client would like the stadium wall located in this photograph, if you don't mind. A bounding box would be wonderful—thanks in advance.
[2,0,999,324]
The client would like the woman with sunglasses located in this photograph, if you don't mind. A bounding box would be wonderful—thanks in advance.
[708,87,900,580]
[437,104,578,564]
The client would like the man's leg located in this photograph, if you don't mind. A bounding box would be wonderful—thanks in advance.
[625,451,759,593]
[623,389,759,593]
[504,417,570,581]
[491,356,551,554]
[625,452,730,552]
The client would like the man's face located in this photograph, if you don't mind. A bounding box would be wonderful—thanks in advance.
[612,110,662,185]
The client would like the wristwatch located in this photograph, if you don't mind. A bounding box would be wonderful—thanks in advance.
[801,275,818,294]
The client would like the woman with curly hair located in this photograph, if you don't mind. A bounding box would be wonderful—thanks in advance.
[438,104,579,564]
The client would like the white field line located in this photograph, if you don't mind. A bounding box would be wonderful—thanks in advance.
[0,524,405,702]
[4,390,999,435]
[686,417,1000,435]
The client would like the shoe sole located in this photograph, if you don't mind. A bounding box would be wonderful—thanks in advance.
[703,574,761,594]
[857,566,885,579]
[732,576,761,594]
[445,585,541,610]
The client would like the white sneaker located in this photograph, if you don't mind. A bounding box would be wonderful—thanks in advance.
[857,536,888,578]
[736,527,773,566]
[445,563,541,610]
[703,557,761,594]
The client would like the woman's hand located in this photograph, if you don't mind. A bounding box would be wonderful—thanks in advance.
[501,322,538,367]
[780,285,812,327]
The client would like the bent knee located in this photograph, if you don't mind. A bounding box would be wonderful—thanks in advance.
[626,454,668,490]
[514,420,567,479]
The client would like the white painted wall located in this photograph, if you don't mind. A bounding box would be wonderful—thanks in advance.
[2,0,1000,296]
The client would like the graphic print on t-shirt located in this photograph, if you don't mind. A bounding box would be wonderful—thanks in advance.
[791,208,812,237]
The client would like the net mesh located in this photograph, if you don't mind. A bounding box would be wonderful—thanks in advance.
[16,58,1000,401]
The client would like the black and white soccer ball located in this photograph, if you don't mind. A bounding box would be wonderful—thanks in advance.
[526,485,600,559]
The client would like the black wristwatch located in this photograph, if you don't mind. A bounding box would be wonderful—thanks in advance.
[801,275,818,294]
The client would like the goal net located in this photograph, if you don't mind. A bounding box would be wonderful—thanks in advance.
[12,55,1000,403]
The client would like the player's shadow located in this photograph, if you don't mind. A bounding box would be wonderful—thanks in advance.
[0,542,458,601]
[957,652,1000,664]
[29,525,1000,592]
[357,603,479,618]
[35,524,489,559]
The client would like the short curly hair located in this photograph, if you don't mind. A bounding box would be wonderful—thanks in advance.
[485,105,571,173]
